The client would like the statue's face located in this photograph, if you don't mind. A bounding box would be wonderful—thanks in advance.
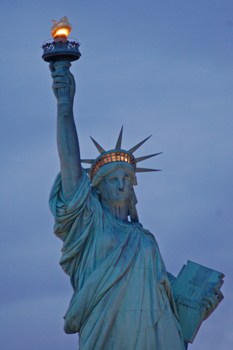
[97,168,133,206]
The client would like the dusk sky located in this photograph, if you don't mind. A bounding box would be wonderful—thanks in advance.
[1,1,233,349]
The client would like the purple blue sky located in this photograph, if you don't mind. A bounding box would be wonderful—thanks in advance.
[1,0,233,349]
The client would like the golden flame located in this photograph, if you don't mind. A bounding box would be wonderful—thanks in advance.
[51,16,72,39]
[53,28,70,38]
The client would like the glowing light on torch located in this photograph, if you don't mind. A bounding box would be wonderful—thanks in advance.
[51,16,72,41]
[42,16,81,62]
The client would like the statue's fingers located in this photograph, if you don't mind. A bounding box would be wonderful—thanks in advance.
[51,71,68,79]
[213,287,224,302]
[67,71,76,85]
[53,61,71,70]
[202,298,212,311]
[66,70,74,79]
[49,62,55,72]
[217,290,224,302]
[53,82,69,90]
[205,295,219,312]
[52,75,70,84]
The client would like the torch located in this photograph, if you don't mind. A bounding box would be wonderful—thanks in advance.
[42,16,81,63]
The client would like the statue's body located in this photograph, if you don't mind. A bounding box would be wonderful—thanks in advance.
[49,61,221,350]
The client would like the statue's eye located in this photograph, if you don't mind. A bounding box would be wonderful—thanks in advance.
[108,177,117,183]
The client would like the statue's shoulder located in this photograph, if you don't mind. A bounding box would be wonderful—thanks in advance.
[135,223,159,247]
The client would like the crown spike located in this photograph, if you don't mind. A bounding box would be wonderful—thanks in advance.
[81,159,95,164]
[90,136,106,154]
[115,126,123,149]
[128,135,152,154]
[135,152,162,163]
[136,167,161,173]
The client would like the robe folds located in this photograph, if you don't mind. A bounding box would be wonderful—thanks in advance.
[50,172,185,350]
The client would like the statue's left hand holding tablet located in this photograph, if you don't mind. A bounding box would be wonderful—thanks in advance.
[202,286,224,321]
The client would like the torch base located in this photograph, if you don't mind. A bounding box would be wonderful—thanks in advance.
[42,40,81,62]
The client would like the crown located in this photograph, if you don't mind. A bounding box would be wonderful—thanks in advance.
[81,126,162,181]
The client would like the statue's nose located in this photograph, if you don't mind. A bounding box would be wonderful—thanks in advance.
[118,178,124,190]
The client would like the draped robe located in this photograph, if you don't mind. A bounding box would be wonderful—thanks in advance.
[50,172,185,350]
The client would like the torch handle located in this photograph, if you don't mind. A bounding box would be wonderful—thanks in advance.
[50,60,75,106]
[50,60,71,73]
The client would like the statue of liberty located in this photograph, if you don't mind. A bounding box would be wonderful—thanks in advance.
[49,60,223,350]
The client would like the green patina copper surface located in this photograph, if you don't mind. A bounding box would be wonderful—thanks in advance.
[48,60,223,350]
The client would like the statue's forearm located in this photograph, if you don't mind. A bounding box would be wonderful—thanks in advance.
[57,102,82,201]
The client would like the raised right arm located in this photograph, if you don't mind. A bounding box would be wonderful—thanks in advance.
[50,61,82,201]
